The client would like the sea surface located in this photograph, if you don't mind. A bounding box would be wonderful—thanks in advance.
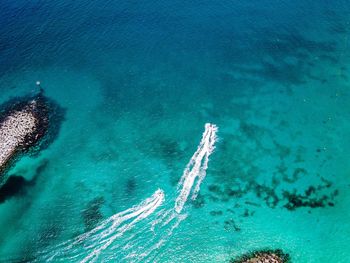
[0,1,350,262]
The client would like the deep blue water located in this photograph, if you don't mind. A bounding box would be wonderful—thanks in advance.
[0,1,350,262]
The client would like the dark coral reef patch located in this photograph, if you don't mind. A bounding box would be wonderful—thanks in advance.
[82,196,105,231]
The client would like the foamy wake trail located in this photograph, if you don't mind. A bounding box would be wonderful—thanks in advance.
[40,189,164,262]
[124,123,218,262]
[39,123,217,262]
[175,123,218,213]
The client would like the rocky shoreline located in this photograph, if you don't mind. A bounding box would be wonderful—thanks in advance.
[0,93,50,176]
[230,249,290,263]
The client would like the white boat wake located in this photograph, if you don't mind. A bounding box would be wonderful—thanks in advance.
[118,123,218,262]
[124,123,218,262]
[175,123,218,213]
[40,123,218,262]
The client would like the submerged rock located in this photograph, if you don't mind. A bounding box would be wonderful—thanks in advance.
[230,249,290,263]
[82,196,105,231]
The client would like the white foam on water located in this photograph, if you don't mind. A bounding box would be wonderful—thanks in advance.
[80,190,165,263]
[39,123,218,262]
[175,123,218,213]
[41,189,164,262]
[124,123,218,262]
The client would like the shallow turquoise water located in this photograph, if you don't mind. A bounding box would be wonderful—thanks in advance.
[0,1,350,262]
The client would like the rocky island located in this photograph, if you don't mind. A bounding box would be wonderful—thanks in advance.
[230,249,290,263]
[0,92,50,176]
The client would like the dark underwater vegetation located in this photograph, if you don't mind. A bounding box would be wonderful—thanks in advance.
[0,0,350,262]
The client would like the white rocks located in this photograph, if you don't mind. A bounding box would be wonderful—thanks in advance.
[0,100,39,170]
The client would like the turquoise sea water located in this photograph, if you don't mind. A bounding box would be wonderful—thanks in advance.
[0,1,350,262]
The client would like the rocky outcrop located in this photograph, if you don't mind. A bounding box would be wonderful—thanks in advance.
[0,94,50,176]
[230,249,290,263]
